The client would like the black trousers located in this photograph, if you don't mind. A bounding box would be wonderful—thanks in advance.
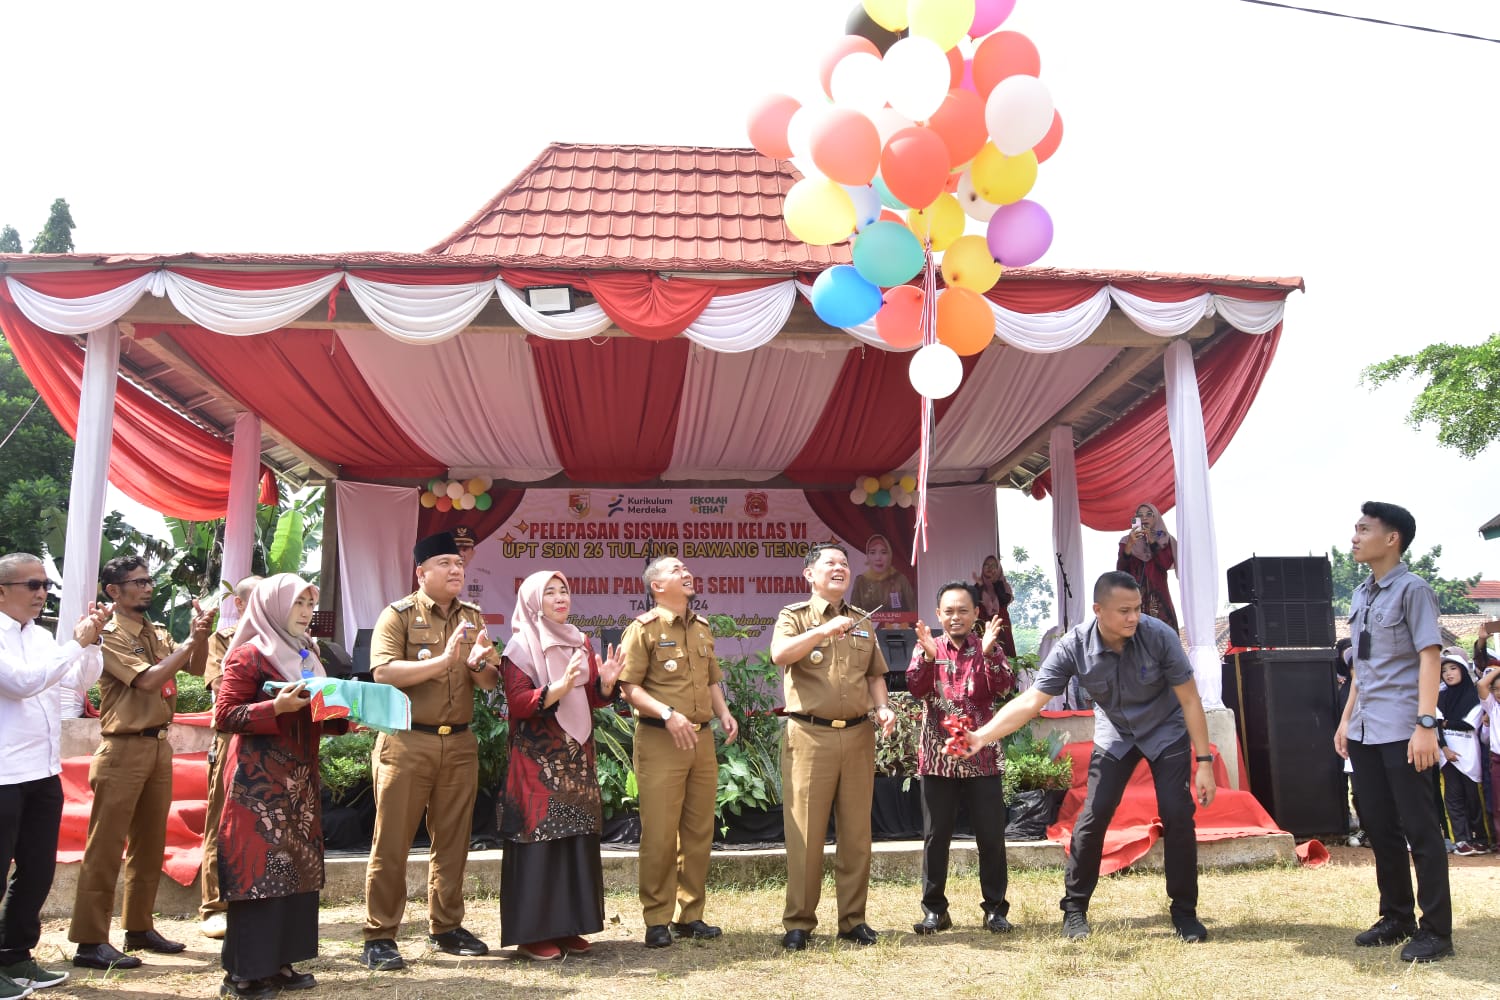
[919,774,1008,917]
[1441,763,1486,845]
[1062,735,1197,917]
[0,775,64,965]
[1347,739,1451,937]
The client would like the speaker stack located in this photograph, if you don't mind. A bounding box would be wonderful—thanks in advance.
[1227,555,1335,647]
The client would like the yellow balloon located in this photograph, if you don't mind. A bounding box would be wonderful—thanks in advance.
[466,477,486,495]
[419,490,437,509]
[898,474,917,493]
[783,177,857,247]
[908,0,975,51]
[906,193,965,252]
[862,0,908,30]
[941,234,1004,293]
[970,145,1038,205]
[862,476,881,494]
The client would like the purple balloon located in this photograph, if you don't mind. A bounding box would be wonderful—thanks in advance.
[986,199,1053,268]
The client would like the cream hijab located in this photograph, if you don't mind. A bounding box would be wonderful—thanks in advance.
[222,573,323,683]
[503,570,592,745]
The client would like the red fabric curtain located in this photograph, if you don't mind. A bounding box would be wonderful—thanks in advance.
[984,277,1104,312]
[416,488,526,545]
[784,347,980,486]
[1031,326,1284,529]
[9,268,153,297]
[499,269,780,341]
[0,293,252,520]
[161,324,445,480]
[803,490,919,574]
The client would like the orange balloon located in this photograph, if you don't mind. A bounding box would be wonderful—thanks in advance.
[945,45,964,89]
[935,286,994,356]
[877,208,905,225]
[820,35,882,99]
[880,126,951,211]
[811,107,882,186]
[1034,110,1064,163]
[876,284,925,349]
[926,88,987,167]
[971,32,1040,98]
[748,93,801,160]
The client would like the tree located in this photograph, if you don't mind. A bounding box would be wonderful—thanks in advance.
[1361,333,1500,459]
[1005,546,1056,654]
[0,225,20,253]
[1328,544,1479,616]
[29,198,75,253]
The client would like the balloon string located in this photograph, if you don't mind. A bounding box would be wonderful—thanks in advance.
[913,247,937,564]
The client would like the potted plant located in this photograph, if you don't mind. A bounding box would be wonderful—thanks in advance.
[1001,724,1074,840]
[593,704,641,843]
[871,691,924,839]
[711,616,785,843]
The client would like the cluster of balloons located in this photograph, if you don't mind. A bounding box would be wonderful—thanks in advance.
[419,477,495,513]
[748,0,1062,399]
[850,472,919,508]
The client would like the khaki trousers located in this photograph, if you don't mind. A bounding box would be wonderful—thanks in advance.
[633,722,718,926]
[68,735,174,942]
[362,729,479,939]
[781,718,875,933]
[198,729,232,918]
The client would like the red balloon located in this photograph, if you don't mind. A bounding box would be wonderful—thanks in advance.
[434,495,453,513]
[935,287,994,356]
[876,284,925,349]
[880,126,951,210]
[811,108,882,185]
[819,35,882,99]
[927,88,987,167]
[971,31,1040,98]
[877,208,905,225]
[945,45,964,89]
[747,93,801,160]
[1034,110,1064,163]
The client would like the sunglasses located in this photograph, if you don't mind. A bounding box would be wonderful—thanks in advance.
[0,579,52,592]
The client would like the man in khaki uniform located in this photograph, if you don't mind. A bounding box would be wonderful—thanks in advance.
[771,542,895,951]
[360,532,499,971]
[70,556,212,970]
[619,557,738,949]
[197,575,259,941]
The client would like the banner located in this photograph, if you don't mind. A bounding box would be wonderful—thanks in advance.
[462,488,920,641]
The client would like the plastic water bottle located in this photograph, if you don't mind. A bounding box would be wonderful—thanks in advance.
[299,648,315,680]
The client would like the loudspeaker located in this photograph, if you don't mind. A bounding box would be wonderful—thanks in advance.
[351,628,374,681]
[600,626,624,651]
[878,628,917,692]
[1222,649,1348,839]
[1228,602,1335,648]
[1227,556,1333,603]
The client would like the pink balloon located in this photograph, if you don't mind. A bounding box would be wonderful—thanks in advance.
[747,93,801,160]
[811,108,882,185]
[986,199,1053,267]
[1034,110,1065,163]
[969,0,1016,37]
[879,126,951,211]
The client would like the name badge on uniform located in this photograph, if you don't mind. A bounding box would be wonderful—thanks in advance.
[134,646,147,656]
[658,638,677,647]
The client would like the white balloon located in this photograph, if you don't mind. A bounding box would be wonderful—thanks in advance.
[850,488,868,504]
[444,480,465,500]
[844,183,882,230]
[909,342,963,399]
[985,75,1054,157]
[830,51,886,116]
[882,36,950,122]
[785,104,817,163]
[868,106,914,147]
[956,171,999,222]
[896,492,915,508]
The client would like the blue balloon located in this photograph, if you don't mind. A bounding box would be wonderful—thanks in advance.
[853,221,925,288]
[873,488,893,507]
[811,265,883,328]
[872,173,908,211]
[844,183,882,231]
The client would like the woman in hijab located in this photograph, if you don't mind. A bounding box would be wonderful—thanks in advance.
[1438,648,1488,855]
[851,532,917,614]
[1116,502,1179,630]
[214,574,344,999]
[498,571,623,960]
[972,554,1017,658]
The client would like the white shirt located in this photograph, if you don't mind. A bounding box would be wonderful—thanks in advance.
[0,609,103,784]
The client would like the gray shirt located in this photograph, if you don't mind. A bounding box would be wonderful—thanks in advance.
[1033,614,1195,760]
[1347,562,1442,746]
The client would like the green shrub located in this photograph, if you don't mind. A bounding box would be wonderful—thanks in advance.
[1001,724,1073,801]
[319,730,376,802]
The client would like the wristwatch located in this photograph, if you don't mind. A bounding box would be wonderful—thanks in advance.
[660,706,674,722]
[1194,754,1214,764]
[1416,714,1438,729]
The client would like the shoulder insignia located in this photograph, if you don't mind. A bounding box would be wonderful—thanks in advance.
[390,598,415,612]
[845,603,869,618]
[784,601,811,611]
[101,621,119,633]
[215,624,235,638]
[458,599,483,613]
[634,609,661,625]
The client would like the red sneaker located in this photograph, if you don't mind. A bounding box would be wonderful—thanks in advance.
[516,941,562,961]
[555,936,592,955]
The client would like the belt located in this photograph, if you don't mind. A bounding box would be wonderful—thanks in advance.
[111,727,168,740]
[410,722,469,735]
[638,716,706,731]
[786,712,869,730]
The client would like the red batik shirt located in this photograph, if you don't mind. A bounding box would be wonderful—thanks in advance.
[906,631,1015,779]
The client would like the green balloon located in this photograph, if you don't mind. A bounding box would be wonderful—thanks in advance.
[474,493,493,511]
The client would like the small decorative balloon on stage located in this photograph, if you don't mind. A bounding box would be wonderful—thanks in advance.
[850,472,919,509]
[420,477,494,514]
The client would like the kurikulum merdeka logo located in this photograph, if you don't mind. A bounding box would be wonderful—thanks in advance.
[567,491,590,518]
[744,491,768,519]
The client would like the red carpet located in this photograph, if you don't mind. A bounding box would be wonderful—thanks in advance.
[57,752,209,887]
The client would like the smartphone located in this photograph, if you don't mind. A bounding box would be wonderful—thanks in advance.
[1132,517,1142,531]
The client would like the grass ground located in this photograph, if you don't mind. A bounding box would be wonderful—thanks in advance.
[30,849,1500,1000]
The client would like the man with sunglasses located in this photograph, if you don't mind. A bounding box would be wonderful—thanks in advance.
[0,553,110,996]
[1335,501,1452,963]
[68,556,213,971]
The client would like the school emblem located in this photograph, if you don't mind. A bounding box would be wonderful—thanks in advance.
[567,491,591,518]
[744,491,768,519]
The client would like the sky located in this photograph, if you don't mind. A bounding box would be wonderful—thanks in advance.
[5,0,1498,610]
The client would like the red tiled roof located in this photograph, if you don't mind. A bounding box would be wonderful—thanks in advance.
[1467,580,1500,600]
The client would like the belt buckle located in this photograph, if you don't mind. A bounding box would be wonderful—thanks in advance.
[830,719,846,729]
[437,725,452,736]
[157,729,168,740]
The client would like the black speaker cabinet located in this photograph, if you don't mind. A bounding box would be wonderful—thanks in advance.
[1227,555,1333,603]
[878,628,917,691]
[1222,649,1348,839]
[351,627,375,682]
[1228,601,1335,648]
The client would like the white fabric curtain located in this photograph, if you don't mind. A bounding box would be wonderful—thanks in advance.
[161,271,342,336]
[914,485,999,610]
[494,281,613,339]
[344,275,494,344]
[1048,424,1086,634]
[1164,340,1223,707]
[990,287,1114,353]
[218,412,262,624]
[5,273,160,335]
[1212,295,1283,335]
[681,282,798,352]
[1108,288,1211,337]
[334,481,418,653]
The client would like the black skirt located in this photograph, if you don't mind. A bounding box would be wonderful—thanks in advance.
[222,892,319,980]
[499,835,605,947]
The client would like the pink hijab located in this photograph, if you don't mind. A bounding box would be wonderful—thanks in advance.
[503,570,592,745]
[223,573,324,683]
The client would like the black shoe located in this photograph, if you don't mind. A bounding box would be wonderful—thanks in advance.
[1399,930,1454,963]
[644,925,672,949]
[669,920,721,940]
[429,927,489,957]
[836,923,878,946]
[270,966,317,990]
[122,929,186,954]
[219,976,276,1000]
[1172,914,1208,943]
[913,911,951,935]
[72,943,142,971]
[1062,911,1091,940]
[780,929,809,951]
[359,939,405,971]
[1354,916,1418,948]
[985,912,1014,934]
